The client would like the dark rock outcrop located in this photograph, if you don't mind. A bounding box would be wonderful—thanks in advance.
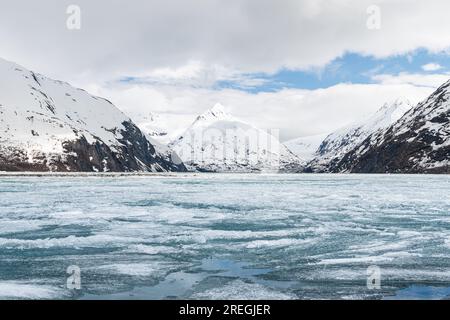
[0,57,187,172]
[329,81,450,173]
[0,121,186,172]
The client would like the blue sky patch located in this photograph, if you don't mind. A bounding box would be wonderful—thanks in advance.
[216,49,450,93]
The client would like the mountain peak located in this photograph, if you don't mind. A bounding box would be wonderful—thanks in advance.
[309,98,413,172]
[210,103,227,114]
[371,99,412,125]
[195,103,233,123]
[378,98,411,113]
[327,81,450,173]
[171,103,303,172]
[0,57,186,172]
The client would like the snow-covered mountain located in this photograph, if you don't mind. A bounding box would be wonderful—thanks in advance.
[307,99,413,172]
[330,81,450,173]
[128,110,194,146]
[170,103,303,172]
[285,133,328,161]
[132,111,169,141]
[0,58,186,172]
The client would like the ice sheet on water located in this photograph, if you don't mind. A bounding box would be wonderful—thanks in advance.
[0,281,67,300]
[0,174,449,299]
[97,263,175,277]
[0,234,144,249]
[192,280,296,300]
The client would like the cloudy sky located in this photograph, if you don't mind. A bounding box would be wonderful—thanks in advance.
[1,0,450,141]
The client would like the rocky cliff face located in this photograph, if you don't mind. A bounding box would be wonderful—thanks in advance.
[328,83,450,173]
[306,99,413,172]
[0,58,186,172]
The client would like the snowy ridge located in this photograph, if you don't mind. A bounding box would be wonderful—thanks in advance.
[0,58,186,172]
[307,99,413,172]
[133,112,169,140]
[170,104,303,172]
[193,103,234,125]
[331,80,450,173]
[285,133,328,161]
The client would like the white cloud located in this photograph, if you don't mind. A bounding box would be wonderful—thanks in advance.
[421,63,443,72]
[91,80,437,141]
[1,1,449,142]
[119,61,270,89]
[372,72,450,88]
[2,0,450,83]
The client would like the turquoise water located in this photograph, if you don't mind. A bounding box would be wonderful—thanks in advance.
[0,174,449,299]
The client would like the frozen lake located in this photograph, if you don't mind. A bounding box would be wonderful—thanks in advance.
[0,174,449,299]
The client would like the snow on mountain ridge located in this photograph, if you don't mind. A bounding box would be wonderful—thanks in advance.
[284,134,328,161]
[133,111,169,140]
[170,104,303,172]
[330,81,450,173]
[308,99,413,172]
[0,57,186,172]
[194,103,233,125]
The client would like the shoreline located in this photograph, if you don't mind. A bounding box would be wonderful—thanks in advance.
[0,171,199,177]
[0,171,448,177]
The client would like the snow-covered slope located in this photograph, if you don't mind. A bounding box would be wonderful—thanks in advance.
[308,99,412,172]
[170,103,303,172]
[131,111,169,141]
[331,82,450,173]
[129,111,193,146]
[0,58,186,172]
[285,133,328,161]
